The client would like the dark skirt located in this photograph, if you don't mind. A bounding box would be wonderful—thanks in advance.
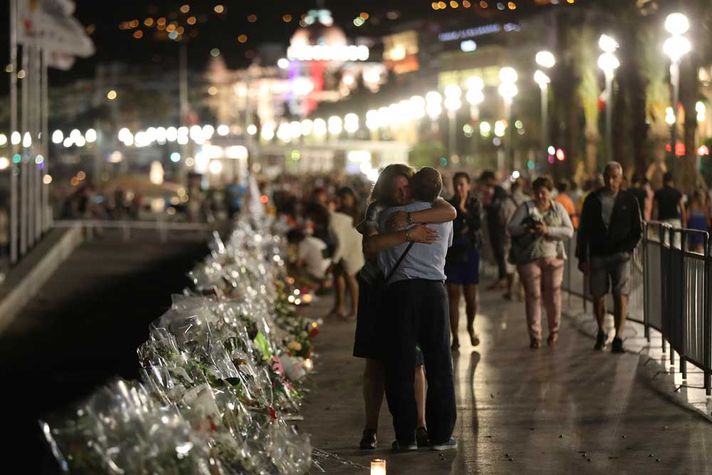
[445,248,481,285]
[353,273,385,359]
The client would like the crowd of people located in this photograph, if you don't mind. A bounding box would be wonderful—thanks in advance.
[271,161,711,454]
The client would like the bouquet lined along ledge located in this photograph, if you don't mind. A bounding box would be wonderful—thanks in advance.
[41,221,319,474]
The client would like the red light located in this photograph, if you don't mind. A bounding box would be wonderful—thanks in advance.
[675,142,686,157]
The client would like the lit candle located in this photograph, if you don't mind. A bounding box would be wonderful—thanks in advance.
[371,458,386,475]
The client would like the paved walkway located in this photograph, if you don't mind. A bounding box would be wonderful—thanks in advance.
[300,284,712,474]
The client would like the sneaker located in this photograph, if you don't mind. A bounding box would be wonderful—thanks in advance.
[611,337,625,354]
[594,330,607,351]
[431,437,458,451]
[391,440,418,452]
[416,427,430,448]
[359,428,377,450]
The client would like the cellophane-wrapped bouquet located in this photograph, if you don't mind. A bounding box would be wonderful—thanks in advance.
[42,221,318,474]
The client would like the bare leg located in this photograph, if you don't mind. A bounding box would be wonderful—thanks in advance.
[613,294,629,338]
[363,359,385,431]
[345,272,359,318]
[332,267,346,316]
[447,284,462,350]
[414,365,426,428]
[464,284,479,346]
[503,272,514,299]
[593,296,606,331]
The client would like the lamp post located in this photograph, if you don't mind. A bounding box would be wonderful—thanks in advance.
[534,51,555,169]
[425,91,443,134]
[597,34,620,162]
[444,84,462,159]
[663,12,691,163]
[465,76,484,161]
[498,67,518,171]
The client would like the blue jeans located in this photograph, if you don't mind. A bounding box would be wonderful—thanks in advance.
[382,279,457,444]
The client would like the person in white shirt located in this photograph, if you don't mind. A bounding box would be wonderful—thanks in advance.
[287,229,331,287]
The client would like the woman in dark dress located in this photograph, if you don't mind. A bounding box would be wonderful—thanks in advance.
[445,172,483,351]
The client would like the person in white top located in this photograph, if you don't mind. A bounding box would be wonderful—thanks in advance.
[328,209,365,319]
[286,229,331,288]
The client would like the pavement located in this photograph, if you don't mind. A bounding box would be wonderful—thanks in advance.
[0,229,208,474]
[299,279,712,474]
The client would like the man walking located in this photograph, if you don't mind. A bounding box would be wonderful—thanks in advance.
[576,162,642,353]
[379,167,457,451]
[480,171,509,290]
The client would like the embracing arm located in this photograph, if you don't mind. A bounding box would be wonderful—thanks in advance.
[362,224,438,257]
[411,197,457,224]
[386,198,456,230]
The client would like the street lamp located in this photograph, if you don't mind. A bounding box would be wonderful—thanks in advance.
[663,12,691,162]
[498,67,518,170]
[598,35,620,161]
[444,84,462,158]
[344,112,359,137]
[425,91,443,133]
[535,50,555,169]
[535,50,556,69]
[465,76,485,160]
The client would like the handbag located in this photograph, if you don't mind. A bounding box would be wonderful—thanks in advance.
[507,202,538,265]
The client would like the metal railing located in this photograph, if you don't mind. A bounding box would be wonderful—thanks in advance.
[562,222,712,394]
[53,219,212,243]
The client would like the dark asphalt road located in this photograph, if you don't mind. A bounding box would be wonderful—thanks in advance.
[0,230,208,474]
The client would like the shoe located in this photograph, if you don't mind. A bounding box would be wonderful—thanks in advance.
[611,337,625,353]
[467,327,480,346]
[502,292,513,301]
[431,437,458,451]
[547,332,559,347]
[530,338,541,349]
[359,428,377,450]
[416,427,430,448]
[392,440,418,452]
[594,330,608,351]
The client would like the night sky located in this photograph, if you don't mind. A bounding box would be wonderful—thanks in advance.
[1,0,587,86]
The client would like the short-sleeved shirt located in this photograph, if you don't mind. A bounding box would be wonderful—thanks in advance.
[358,202,386,284]
[654,186,682,220]
[378,201,453,283]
